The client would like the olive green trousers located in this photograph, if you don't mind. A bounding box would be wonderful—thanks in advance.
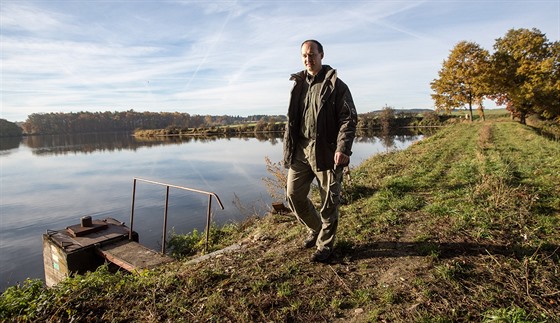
[286,144,343,252]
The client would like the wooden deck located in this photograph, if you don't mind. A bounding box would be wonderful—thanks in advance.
[97,240,174,273]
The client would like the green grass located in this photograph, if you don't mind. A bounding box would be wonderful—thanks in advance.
[2,120,559,322]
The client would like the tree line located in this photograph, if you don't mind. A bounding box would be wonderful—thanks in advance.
[134,108,449,138]
[19,110,287,135]
[431,28,559,124]
[19,108,448,136]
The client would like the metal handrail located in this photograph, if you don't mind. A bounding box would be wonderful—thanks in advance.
[129,177,224,253]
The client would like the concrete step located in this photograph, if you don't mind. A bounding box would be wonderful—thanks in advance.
[97,240,174,273]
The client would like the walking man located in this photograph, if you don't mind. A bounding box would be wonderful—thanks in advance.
[283,40,357,262]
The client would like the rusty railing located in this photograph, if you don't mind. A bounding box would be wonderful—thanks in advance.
[129,177,224,253]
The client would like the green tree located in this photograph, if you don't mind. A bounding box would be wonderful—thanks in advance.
[431,41,491,121]
[540,41,560,121]
[379,106,395,131]
[0,119,23,137]
[489,28,558,124]
[254,119,267,133]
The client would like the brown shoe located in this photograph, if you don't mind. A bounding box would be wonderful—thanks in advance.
[311,248,332,263]
[303,231,318,249]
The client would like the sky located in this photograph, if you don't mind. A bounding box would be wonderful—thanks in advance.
[1,1,558,122]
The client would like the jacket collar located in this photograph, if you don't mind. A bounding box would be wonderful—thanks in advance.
[291,65,336,84]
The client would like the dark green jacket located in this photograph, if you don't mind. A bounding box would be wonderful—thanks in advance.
[283,65,357,171]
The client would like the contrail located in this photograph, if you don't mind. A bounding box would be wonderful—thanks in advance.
[183,9,233,92]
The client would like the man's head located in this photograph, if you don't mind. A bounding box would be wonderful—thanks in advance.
[301,40,324,76]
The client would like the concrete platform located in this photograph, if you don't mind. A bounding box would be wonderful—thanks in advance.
[97,240,174,273]
[43,217,173,286]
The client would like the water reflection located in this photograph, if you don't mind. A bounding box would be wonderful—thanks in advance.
[355,128,432,151]
[19,132,285,156]
[0,137,22,153]
[13,128,433,156]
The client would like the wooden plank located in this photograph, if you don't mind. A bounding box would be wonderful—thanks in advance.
[97,240,173,273]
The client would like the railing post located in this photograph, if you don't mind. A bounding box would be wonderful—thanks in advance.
[162,185,170,254]
[129,178,137,241]
[205,195,212,252]
[130,178,224,255]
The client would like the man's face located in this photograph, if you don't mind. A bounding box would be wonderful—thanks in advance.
[301,42,323,76]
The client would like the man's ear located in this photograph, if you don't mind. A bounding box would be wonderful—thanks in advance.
[321,52,324,59]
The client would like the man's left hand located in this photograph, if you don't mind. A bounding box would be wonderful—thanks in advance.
[334,152,349,166]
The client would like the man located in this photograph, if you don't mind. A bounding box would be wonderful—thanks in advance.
[283,40,357,263]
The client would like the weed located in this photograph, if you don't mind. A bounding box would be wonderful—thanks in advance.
[167,222,241,258]
[288,299,302,312]
[335,238,355,253]
[262,156,287,202]
[250,279,268,293]
[483,306,547,323]
[414,233,432,243]
[0,279,47,321]
[435,261,469,281]
[284,260,302,276]
[415,241,440,258]
[330,296,344,310]
[352,288,373,306]
[380,287,399,304]
[167,228,203,258]
[424,202,453,217]
[276,281,293,298]
[392,193,425,211]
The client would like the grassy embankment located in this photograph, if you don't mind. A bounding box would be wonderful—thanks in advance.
[2,118,559,322]
[133,122,285,137]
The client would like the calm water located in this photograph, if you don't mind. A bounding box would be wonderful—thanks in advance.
[0,131,422,291]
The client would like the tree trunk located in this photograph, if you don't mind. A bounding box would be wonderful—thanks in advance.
[477,106,486,121]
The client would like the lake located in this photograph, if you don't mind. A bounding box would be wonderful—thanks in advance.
[0,131,423,291]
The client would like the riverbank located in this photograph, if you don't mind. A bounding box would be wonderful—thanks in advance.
[133,122,286,137]
[2,119,559,322]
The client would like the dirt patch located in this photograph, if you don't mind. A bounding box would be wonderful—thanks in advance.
[376,256,431,287]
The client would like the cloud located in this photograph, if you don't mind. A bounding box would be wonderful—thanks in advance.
[0,2,65,32]
[1,0,558,121]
